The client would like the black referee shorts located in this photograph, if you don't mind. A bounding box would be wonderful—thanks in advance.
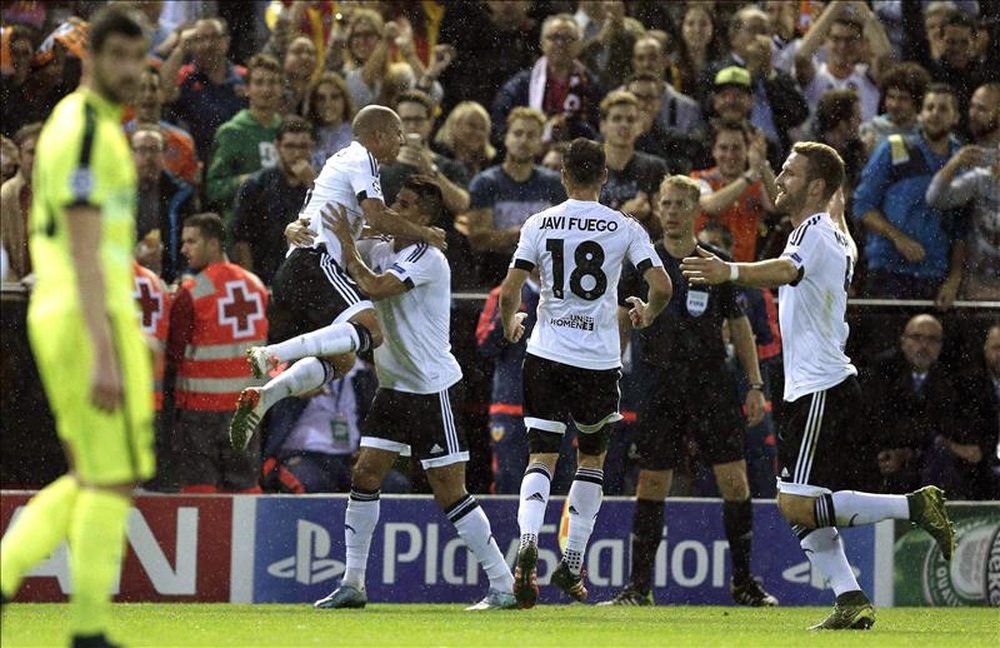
[268,246,373,343]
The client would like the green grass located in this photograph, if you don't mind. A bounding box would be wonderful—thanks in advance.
[2,604,997,647]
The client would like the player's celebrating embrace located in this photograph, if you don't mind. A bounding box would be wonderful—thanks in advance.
[499,138,671,607]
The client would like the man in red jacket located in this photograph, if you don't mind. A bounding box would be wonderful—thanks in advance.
[167,212,268,493]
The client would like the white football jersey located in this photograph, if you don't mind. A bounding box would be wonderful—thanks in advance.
[778,212,858,402]
[358,239,462,394]
[298,140,383,263]
[511,199,661,370]
[804,62,880,123]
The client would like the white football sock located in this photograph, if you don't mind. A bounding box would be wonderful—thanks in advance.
[267,322,361,363]
[814,490,910,527]
[258,357,329,413]
[563,468,604,575]
[800,527,861,596]
[341,488,380,590]
[447,495,514,593]
[517,463,552,541]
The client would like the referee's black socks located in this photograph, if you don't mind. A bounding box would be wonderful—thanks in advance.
[723,498,753,584]
[629,498,664,595]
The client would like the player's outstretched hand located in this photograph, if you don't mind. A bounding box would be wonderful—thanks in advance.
[422,225,448,250]
[625,296,653,329]
[680,247,729,285]
[505,312,527,343]
[284,217,316,247]
[321,202,353,243]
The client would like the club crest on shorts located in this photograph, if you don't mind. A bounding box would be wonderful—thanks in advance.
[686,289,709,316]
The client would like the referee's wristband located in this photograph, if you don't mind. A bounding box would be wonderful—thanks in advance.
[748,383,764,392]
[728,263,740,282]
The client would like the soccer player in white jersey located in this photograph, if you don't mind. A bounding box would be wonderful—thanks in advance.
[498,138,672,607]
[309,177,518,611]
[229,106,446,449]
[681,141,955,630]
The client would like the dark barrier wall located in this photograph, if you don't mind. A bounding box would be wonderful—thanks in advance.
[2,283,997,490]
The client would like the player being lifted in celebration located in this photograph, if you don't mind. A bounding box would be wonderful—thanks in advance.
[499,138,672,607]
[681,142,955,630]
[0,9,153,647]
[303,177,518,611]
[229,105,446,449]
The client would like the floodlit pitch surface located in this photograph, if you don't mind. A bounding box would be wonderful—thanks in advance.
[2,604,997,647]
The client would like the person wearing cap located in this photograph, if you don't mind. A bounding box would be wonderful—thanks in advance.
[701,7,807,160]
[710,66,782,171]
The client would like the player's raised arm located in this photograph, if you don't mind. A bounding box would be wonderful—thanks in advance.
[681,247,799,289]
[361,197,447,250]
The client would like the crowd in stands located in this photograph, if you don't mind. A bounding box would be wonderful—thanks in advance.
[1,0,997,499]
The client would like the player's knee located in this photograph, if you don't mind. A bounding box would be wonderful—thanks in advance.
[351,455,384,491]
[777,492,817,528]
[636,470,671,500]
[577,424,611,458]
[527,428,562,455]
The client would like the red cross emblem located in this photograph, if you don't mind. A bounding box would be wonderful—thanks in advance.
[133,277,163,335]
[218,280,264,338]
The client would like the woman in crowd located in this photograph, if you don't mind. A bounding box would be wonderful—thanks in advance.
[304,70,355,168]
[433,101,495,178]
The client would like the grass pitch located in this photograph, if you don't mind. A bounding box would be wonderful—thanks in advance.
[2,603,996,647]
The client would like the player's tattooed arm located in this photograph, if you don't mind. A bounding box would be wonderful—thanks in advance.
[326,203,407,300]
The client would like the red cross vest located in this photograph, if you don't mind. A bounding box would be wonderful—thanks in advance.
[175,262,269,411]
[133,261,172,411]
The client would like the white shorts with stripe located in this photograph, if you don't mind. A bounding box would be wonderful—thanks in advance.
[361,386,469,469]
[777,376,863,497]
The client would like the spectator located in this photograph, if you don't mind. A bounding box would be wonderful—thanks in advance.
[132,127,197,283]
[205,54,283,227]
[436,1,540,117]
[232,116,315,287]
[955,323,1000,499]
[380,90,469,215]
[491,13,603,148]
[433,101,497,179]
[626,72,704,175]
[693,119,778,263]
[794,1,892,124]
[674,4,725,98]
[0,122,39,281]
[0,24,39,137]
[598,90,668,238]
[161,18,248,162]
[860,62,931,155]
[925,142,1000,300]
[853,84,966,303]
[706,66,783,170]
[812,90,866,195]
[762,0,802,75]
[704,7,809,161]
[463,107,566,287]
[281,35,317,115]
[861,314,964,494]
[967,82,1000,147]
[922,1,959,64]
[168,213,269,494]
[338,9,443,110]
[304,71,355,169]
[928,11,992,135]
[577,1,644,91]
[125,66,200,185]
